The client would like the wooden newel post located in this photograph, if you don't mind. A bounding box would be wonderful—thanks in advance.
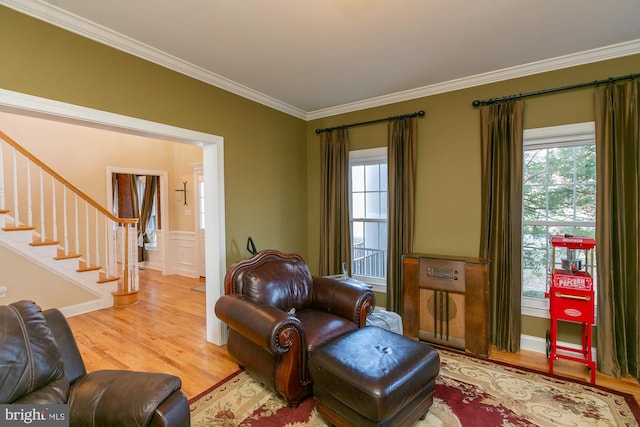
[113,219,139,307]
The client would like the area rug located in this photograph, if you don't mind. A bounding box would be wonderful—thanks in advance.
[189,348,640,426]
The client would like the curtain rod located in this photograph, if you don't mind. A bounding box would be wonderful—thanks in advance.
[471,72,639,107]
[315,110,425,134]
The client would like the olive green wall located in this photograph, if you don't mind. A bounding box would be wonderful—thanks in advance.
[2,6,638,345]
[306,54,640,344]
[0,6,308,265]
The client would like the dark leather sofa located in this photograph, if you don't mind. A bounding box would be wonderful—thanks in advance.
[215,250,375,407]
[0,300,190,427]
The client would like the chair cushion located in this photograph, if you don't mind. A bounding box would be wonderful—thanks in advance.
[0,300,69,404]
[296,309,358,352]
[242,259,313,311]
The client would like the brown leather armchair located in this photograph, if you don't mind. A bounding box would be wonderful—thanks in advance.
[0,300,190,427]
[215,250,375,407]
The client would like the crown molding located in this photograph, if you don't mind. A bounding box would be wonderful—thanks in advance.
[1,0,307,120]
[307,39,640,120]
[3,0,640,121]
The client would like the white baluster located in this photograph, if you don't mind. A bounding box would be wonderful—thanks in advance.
[95,209,100,269]
[52,177,58,242]
[0,140,5,211]
[26,159,32,227]
[12,147,19,224]
[74,193,79,255]
[62,187,68,256]
[39,168,46,242]
[130,222,139,292]
[104,219,111,278]
[85,200,90,267]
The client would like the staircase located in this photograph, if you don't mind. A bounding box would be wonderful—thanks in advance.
[0,130,139,309]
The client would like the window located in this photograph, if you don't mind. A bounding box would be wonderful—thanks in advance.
[198,177,205,230]
[349,148,387,291]
[521,122,596,317]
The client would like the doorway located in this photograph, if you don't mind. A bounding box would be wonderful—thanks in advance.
[0,88,228,346]
[108,169,169,274]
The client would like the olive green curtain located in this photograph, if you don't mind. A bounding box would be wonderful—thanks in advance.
[594,80,639,381]
[479,100,524,352]
[320,129,351,276]
[387,117,417,314]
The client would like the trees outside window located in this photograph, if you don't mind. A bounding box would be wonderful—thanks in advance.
[522,123,596,315]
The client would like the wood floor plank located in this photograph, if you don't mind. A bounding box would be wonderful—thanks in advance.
[65,268,640,404]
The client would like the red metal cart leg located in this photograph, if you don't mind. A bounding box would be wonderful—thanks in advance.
[585,323,596,384]
[548,318,558,376]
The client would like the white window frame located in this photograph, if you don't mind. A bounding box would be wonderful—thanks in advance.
[521,121,596,318]
[349,147,387,293]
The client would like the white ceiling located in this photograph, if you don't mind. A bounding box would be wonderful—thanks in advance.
[5,0,640,119]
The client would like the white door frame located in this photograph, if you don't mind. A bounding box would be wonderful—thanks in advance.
[106,167,169,275]
[0,88,228,346]
[193,163,205,278]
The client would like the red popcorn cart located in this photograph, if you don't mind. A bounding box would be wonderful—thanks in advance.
[545,235,596,384]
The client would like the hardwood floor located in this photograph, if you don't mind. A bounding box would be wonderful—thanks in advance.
[67,268,238,399]
[67,268,640,404]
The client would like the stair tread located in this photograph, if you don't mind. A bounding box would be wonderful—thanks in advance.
[2,225,36,231]
[30,239,60,247]
[77,265,102,272]
[54,253,82,260]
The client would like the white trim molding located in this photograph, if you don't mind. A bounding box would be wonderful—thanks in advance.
[3,0,639,120]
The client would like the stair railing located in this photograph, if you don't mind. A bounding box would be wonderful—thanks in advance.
[0,130,139,307]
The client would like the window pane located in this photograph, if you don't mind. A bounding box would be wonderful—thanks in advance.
[364,222,379,249]
[365,164,380,191]
[352,193,364,218]
[380,164,388,189]
[381,191,388,219]
[522,225,549,298]
[547,147,573,185]
[379,222,388,251]
[352,165,364,192]
[547,185,574,222]
[352,221,363,245]
[575,145,596,182]
[575,184,596,221]
[523,184,547,221]
[523,150,547,186]
[365,192,380,218]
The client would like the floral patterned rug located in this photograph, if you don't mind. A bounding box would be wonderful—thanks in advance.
[190,348,640,426]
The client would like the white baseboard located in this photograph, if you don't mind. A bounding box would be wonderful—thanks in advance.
[520,334,597,361]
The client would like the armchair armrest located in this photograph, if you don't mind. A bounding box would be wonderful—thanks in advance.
[311,277,376,327]
[215,294,304,355]
[69,370,186,427]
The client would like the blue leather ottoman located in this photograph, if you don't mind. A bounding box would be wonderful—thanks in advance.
[309,326,440,426]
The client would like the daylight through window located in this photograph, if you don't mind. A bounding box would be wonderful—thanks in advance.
[521,123,596,313]
[350,148,388,288]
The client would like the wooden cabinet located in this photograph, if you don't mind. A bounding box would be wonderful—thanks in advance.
[402,253,490,357]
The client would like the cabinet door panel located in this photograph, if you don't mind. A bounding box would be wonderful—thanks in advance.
[419,288,465,350]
